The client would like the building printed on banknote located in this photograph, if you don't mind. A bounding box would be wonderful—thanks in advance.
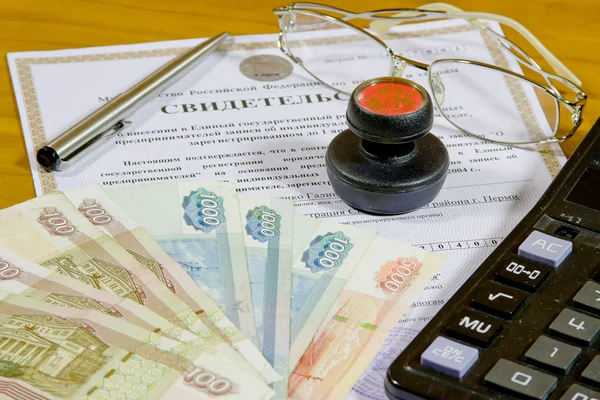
[39,254,145,304]
[126,249,176,293]
[0,314,109,396]
[40,293,123,317]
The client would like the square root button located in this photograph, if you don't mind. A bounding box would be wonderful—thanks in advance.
[518,231,572,267]
[421,336,479,378]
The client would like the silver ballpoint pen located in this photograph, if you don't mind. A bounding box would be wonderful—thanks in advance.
[37,32,229,171]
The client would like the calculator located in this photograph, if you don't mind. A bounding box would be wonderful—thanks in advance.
[385,118,600,400]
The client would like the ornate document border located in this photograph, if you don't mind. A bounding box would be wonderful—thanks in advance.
[12,24,561,194]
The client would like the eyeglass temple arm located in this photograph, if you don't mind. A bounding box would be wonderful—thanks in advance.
[369,2,581,86]
[283,3,446,29]
[481,27,563,96]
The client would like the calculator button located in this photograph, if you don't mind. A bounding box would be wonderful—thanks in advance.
[549,309,600,345]
[574,282,600,314]
[524,335,581,374]
[420,336,479,378]
[559,384,600,400]
[582,356,600,386]
[554,225,580,240]
[484,359,557,399]
[471,281,526,319]
[495,258,550,292]
[518,230,572,267]
[446,309,502,347]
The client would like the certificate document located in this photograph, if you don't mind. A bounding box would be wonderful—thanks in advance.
[8,19,565,399]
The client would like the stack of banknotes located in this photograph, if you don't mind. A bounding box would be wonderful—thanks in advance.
[0,181,447,399]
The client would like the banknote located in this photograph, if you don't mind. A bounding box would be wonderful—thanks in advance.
[288,237,447,399]
[238,195,294,399]
[0,244,196,341]
[289,221,376,374]
[0,193,272,384]
[65,185,278,383]
[348,326,419,400]
[292,214,321,261]
[106,182,258,345]
[0,193,191,325]
[0,292,274,400]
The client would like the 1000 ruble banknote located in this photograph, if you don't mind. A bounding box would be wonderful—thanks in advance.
[106,182,257,343]
[289,220,376,373]
[238,195,294,399]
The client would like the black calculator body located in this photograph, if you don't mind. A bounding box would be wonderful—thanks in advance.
[385,118,600,400]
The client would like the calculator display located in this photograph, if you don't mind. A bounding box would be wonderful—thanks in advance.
[566,168,600,212]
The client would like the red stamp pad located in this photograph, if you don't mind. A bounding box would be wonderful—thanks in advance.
[357,81,423,116]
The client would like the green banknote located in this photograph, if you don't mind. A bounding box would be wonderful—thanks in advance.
[0,292,274,400]
[238,195,294,399]
[65,185,277,383]
[288,220,376,373]
[105,182,258,345]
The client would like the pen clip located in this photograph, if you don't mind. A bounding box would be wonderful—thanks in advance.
[104,120,132,138]
[58,120,131,165]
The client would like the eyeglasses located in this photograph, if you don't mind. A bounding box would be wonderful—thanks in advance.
[273,2,587,145]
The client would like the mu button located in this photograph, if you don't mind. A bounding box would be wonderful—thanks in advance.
[446,309,503,347]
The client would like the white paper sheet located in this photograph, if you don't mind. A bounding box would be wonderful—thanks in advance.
[8,19,566,399]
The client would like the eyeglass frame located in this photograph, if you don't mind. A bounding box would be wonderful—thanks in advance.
[273,2,587,145]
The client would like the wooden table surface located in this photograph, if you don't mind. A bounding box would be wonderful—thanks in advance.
[1,0,598,208]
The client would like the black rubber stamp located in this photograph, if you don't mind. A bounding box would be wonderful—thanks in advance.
[326,77,449,214]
